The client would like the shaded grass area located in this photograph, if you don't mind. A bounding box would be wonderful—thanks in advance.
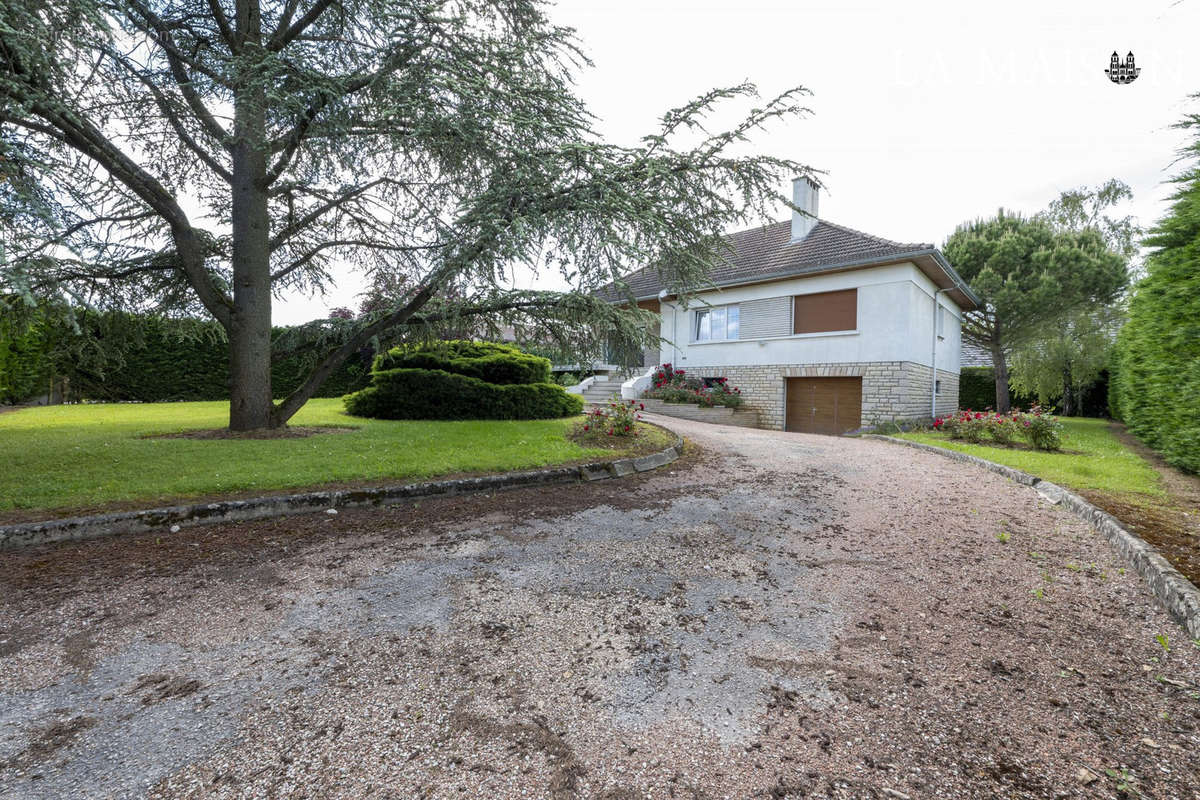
[0,399,646,517]
[897,418,1163,497]
[898,418,1200,585]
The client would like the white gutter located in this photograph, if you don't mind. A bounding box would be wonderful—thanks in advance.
[931,288,949,418]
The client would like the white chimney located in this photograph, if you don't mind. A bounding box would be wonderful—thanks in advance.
[790,176,820,242]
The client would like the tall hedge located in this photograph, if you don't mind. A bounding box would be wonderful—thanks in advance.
[1111,110,1200,473]
[0,311,53,403]
[959,366,1108,416]
[0,311,371,403]
[958,367,1038,413]
[344,341,581,420]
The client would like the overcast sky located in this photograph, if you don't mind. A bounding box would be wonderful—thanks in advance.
[273,0,1200,324]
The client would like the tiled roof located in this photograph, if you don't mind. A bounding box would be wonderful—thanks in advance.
[605,219,935,301]
[961,340,994,368]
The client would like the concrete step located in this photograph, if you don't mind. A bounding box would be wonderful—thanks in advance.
[581,383,622,402]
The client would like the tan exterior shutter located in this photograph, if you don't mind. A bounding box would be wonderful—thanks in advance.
[792,288,857,334]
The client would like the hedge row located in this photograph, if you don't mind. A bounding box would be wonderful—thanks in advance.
[1111,232,1200,472]
[344,368,582,420]
[1108,114,1200,473]
[0,313,52,404]
[957,367,1036,413]
[0,311,371,403]
[958,366,1108,417]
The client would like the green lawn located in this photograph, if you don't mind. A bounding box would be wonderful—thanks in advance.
[0,399,661,515]
[896,417,1164,497]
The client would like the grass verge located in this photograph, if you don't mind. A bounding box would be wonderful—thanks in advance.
[0,399,662,518]
[897,417,1200,585]
[896,417,1163,496]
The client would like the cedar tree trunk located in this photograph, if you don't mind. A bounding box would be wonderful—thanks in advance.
[228,0,275,431]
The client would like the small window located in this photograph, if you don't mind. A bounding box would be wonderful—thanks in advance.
[935,379,942,395]
[937,305,946,337]
[694,304,739,341]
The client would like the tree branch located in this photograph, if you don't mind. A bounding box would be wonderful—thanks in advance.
[270,239,439,281]
[271,258,464,423]
[206,0,236,48]
[267,178,389,250]
[1,96,233,326]
[122,0,233,146]
[264,46,417,184]
[268,0,340,52]
[105,48,233,182]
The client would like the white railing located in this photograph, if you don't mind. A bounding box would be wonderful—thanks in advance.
[564,375,598,395]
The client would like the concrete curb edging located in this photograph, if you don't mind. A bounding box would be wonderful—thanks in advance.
[862,434,1200,640]
[0,432,684,551]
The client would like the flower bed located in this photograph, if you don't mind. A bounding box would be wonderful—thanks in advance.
[643,363,744,409]
[933,407,1063,451]
[577,396,645,439]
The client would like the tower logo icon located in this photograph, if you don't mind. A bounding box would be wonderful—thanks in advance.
[1106,51,1140,84]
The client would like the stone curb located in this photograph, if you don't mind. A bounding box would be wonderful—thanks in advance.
[0,431,684,551]
[862,434,1200,640]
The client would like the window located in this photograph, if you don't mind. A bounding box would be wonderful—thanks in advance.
[937,305,945,338]
[694,304,739,341]
[935,379,942,395]
[792,289,857,335]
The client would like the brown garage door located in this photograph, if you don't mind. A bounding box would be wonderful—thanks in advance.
[785,377,862,435]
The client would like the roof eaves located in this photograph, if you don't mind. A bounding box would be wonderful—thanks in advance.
[928,249,982,308]
[630,249,950,301]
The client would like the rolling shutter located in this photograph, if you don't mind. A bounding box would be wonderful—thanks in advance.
[792,289,857,335]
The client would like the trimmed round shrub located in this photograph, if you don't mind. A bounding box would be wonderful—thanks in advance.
[344,368,582,420]
[372,340,551,385]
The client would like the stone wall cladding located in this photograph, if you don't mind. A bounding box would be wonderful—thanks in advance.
[639,399,760,428]
[680,361,960,430]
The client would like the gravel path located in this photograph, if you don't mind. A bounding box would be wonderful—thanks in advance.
[1,416,1198,799]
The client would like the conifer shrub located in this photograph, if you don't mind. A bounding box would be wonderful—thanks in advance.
[344,341,580,420]
[372,340,551,385]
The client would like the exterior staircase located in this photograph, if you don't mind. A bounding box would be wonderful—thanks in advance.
[580,379,624,407]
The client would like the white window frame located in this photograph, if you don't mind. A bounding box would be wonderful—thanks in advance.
[936,305,946,338]
[693,304,739,342]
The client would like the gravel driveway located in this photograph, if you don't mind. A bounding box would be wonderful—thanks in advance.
[2,417,1198,799]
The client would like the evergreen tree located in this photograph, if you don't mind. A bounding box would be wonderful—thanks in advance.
[1004,178,1138,414]
[943,211,1127,412]
[1112,102,1200,472]
[1,0,813,429]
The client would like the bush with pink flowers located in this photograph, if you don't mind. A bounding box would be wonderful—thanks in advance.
[933,407,1062,451]
[643,363,744,408]
[578,395,644,439]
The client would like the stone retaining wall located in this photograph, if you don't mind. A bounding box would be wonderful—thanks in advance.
[639,399,760,428]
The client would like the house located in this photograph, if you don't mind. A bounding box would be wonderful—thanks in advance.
[608,177,981,434]
[961,340,994,368]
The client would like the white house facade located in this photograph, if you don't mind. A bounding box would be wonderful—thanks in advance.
[607,178,980,434]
